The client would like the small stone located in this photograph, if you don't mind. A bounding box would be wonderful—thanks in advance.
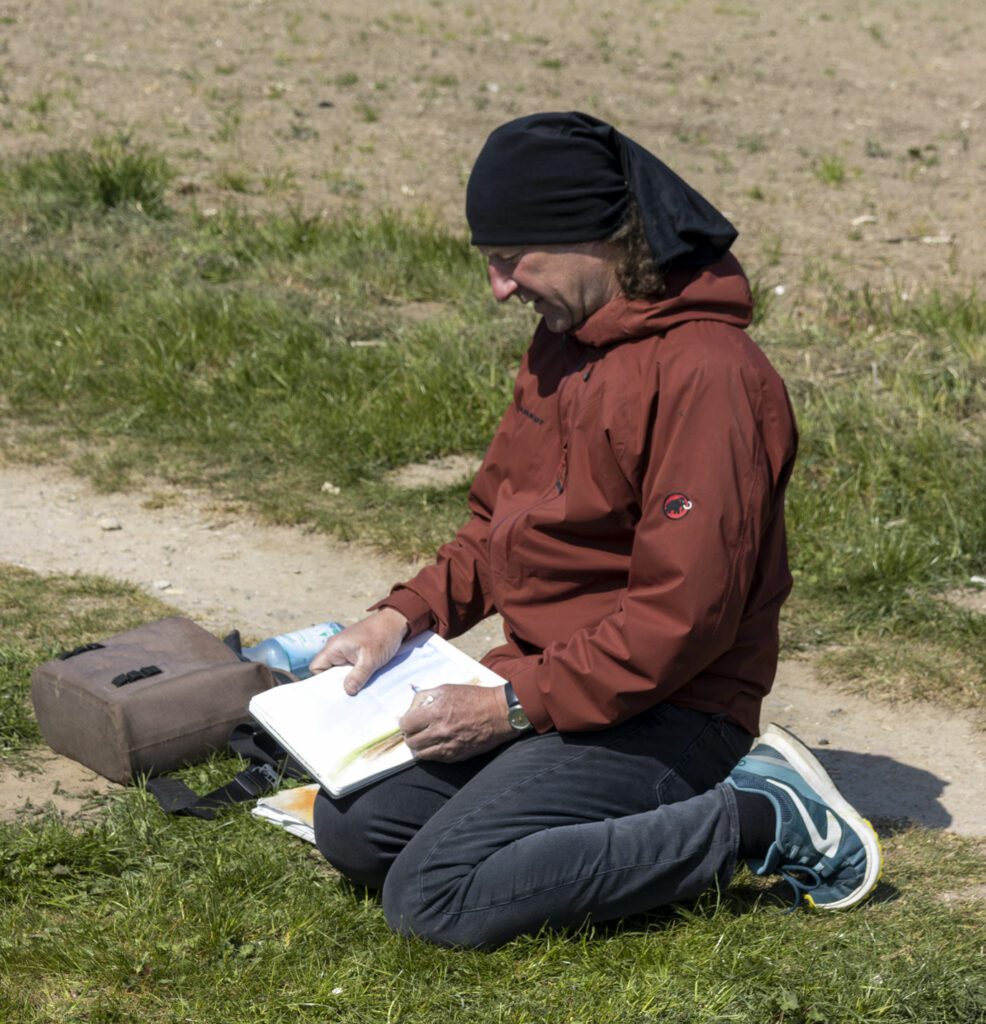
[817,737,830,745]
[154,580,173,591]
[320,481,341,495]
[98,517,122,531]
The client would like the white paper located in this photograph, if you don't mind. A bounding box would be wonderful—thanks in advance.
[248,632,505,797]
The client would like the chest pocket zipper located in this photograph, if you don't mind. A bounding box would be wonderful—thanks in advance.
[555,442,569,494]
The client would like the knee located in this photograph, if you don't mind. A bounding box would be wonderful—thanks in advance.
[381,863,462,948]
[381,855,499,950]
[380,853,427,939]
[312,788,392,890]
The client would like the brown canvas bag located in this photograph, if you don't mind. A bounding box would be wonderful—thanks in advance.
[30,616,277,784]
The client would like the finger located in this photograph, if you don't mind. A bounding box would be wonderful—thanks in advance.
[343,650,382,695]
[343,667,371,695]
[309,638,355,673]
[398,697,434,737]
[404,724,440,756]
[407,736,456,761]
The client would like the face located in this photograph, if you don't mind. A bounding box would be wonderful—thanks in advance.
[479,241,620,334]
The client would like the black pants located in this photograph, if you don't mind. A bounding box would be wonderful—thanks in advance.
[314,704,752,948]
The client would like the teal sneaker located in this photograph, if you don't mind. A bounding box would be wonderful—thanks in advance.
[726,723,883,910]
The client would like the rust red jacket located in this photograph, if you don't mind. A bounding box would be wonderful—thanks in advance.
[378,255,797,737]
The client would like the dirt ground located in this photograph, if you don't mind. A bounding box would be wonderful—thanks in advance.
[1,461,983,837]
[0,3,984,833]
[2,0,984,297]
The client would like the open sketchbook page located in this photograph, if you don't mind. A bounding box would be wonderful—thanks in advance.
[248,632,505,798]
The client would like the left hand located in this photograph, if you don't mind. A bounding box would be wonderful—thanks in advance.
[399,684,517,762]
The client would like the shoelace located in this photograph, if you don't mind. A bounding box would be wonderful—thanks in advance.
[778,864,823,911]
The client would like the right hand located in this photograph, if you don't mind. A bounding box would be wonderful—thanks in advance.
[308,607,409,695]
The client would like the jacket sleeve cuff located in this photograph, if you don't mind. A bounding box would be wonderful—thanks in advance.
[368,588,437,640]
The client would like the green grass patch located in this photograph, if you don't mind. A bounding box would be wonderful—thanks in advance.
[3,802,984,1023]
[770,288,986,708]
[2,564,985,1021]
[812,153,848,186]
[0,142,983,710]
[0,136,173,224]
[0,192,526,518]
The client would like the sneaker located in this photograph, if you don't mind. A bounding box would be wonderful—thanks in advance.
[726,722,882,910]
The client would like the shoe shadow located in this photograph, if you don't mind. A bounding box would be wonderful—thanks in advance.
[811,747,951,833]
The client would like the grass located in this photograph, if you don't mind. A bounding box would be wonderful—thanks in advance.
[0,148,530,556]
[773,288,986,708]
[0,136,172,222]
[812,153,847,186]
[0,142,983,1013]
[0,141,983,711]
[1,565,985,1022]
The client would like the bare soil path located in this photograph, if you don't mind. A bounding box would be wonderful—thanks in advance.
[1,461,983,836]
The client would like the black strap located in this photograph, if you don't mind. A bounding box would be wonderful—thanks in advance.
[146,724,309,820]
[58,642,105,660]
[228,722,305,778]
[222,630,297,687]
[146,763,283,820]
[222,630,244,655]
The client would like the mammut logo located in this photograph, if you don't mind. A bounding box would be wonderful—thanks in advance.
[518,405,545,425]
[663,493,693,520]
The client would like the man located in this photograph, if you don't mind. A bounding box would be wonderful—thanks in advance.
[309,112,881,948]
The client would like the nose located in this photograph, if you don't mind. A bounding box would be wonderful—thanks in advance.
[487,261,518,303]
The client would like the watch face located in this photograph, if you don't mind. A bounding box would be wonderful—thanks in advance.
[508,704,531,731]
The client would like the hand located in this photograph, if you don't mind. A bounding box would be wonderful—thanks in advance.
[398,684,516,762]
[309,608,409,695]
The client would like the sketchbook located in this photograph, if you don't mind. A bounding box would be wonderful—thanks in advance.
[248,632,505,798]
[252,783,319,844]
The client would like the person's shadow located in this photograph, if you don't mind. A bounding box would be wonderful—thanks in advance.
[810,747,951,833]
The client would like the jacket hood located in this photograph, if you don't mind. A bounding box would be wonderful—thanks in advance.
[569,253,753,348]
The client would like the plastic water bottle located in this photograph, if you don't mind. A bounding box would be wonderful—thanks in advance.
[241,621,344,679]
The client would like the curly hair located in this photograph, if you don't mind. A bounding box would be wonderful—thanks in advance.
[607,197,665,300]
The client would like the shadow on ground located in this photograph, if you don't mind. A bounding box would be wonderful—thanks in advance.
[814,748,951,831]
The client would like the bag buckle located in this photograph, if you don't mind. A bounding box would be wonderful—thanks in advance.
[111,665,163,687]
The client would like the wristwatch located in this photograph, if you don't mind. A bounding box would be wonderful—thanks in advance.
[503,681,532,732]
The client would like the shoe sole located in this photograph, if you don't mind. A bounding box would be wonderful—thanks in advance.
[760,722,883,910]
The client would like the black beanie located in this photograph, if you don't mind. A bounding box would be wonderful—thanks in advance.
[465,111,737,271]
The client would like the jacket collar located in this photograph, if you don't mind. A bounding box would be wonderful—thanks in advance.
[568,253,754,348]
